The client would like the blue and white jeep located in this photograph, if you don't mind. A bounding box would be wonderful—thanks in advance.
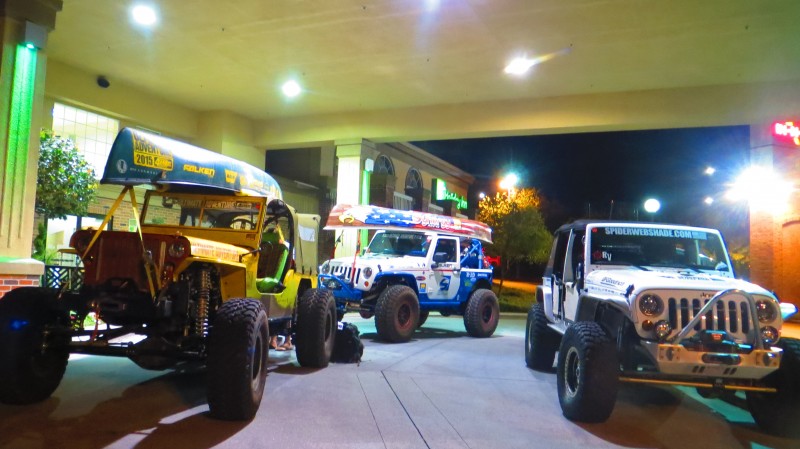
[318,205,498,343]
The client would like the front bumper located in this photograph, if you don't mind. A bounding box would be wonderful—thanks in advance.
[318,274,363,303]
[641,340,782,378]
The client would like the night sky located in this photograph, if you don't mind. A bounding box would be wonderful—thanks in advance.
[414,126,752,242]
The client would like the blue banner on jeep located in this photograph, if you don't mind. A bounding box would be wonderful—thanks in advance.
[101,127,282,199]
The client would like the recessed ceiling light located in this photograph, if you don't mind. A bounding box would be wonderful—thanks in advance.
[281,80,302,98]
[504,57,535,75]
[131,5,158,26]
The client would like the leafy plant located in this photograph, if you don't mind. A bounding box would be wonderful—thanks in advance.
[478,188,552,290]
[33,130,97,262]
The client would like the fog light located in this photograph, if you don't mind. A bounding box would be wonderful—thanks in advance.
[761,326,779,345]
[641,320,654,331]
[654,320,672,341]
[325,279,340,290]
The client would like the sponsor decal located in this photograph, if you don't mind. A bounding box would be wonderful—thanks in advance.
[132,133,174,170]
[439,276,451,291]
[183,164,215,177]
[603,227,707,240]
[601,276,627,287]
[116,159,128,173]
[225,169,238,183]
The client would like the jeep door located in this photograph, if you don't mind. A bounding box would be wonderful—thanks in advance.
[545,228,584,322]
[561,229,585,322]
[427,236,461,300]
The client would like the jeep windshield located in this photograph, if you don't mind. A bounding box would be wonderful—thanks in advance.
[366,231,430,257]
[588,225,732,275]
[142,191,263,231]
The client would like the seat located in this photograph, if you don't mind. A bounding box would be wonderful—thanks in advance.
[256,230,289,293]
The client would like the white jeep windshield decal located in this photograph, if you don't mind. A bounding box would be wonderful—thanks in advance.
[604,227,707,240]
[591,226,729,273]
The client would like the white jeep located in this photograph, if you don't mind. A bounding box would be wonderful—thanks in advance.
[319,205,498,343]
[525,220,800,435]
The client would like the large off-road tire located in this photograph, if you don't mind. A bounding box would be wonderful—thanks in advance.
[746,338,800,437]
[207,298,269,421]
[417,310,429,328]
[556,321,619,423]
[0,287,69,405]
[525,303,560,370]
[295,288,336,367]
[463,288,499,338]
[375,285,419,343]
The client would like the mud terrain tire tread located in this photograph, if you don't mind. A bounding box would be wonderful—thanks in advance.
[556,321,619,423]
[525,303,560,370]
[463,288,499,338]
[295,288,336,367]
[207,298,269,421]
[0,287,69,405]
[375,285,419,343]
[746,337,800,437]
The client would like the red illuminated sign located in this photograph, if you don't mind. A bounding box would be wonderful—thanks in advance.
[773,121,800,146]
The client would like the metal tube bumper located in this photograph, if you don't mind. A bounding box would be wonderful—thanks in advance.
[641,340,783,378]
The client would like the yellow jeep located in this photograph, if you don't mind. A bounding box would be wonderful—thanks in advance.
[0,128,337,421]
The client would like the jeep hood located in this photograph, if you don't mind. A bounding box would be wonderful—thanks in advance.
[586,268,774,298]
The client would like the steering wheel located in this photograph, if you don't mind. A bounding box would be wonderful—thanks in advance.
[230,218,256,230]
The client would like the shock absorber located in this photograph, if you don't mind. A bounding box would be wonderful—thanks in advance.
[195,268,211,337]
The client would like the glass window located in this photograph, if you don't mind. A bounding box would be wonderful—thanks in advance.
[52,103,119,178]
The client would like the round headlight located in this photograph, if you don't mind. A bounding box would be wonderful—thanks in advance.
[168,243,186,258]
[654,320,672,341]
[756,299,778,323]
[320,261,330,274]
[639,294,664,316]
[761,326,779,345]
[363,267,373,279]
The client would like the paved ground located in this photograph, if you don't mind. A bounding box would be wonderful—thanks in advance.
[1,313,798,449]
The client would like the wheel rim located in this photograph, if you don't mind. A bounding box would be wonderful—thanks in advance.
[251,332,264,391]
[397,302,412,330]
[564,347,580,399]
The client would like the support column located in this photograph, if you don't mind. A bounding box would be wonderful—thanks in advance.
[334,139,376,257]
[0,0,62,298]
[748,121,800,300]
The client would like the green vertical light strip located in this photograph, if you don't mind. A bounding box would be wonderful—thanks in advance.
[3,44,37,240]
[359,169,371,249]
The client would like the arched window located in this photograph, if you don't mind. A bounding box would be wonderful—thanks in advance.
[374,155,394,175]
[405,168,422,190]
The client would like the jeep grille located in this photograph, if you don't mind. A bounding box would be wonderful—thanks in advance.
[667,296,752,341]
[330,264,361,284]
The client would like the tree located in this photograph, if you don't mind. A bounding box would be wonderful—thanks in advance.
[33,130,97,261]
[478,188,552,290]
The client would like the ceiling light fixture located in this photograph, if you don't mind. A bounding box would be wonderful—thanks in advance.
[131,5,158,26]
[504,48,572,76]
[504,57,536,75]
[281,80,302,98]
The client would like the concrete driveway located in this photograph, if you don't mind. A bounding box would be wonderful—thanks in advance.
[1,313,797,449]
